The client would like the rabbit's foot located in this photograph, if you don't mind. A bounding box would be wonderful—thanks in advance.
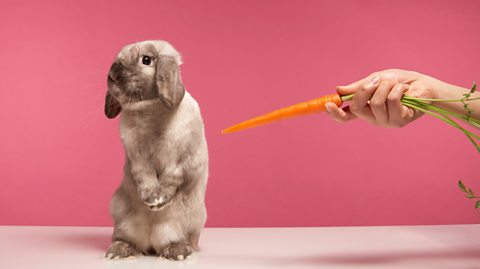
[160,242,193,260]
[105,240,139,260]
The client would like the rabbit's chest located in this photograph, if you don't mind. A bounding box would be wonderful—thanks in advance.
[122,131,156,152]
[121,128,180,163]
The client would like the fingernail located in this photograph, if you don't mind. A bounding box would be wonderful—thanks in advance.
[368,75,380,87]
[325,103,333,112]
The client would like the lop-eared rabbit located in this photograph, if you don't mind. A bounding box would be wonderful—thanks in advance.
[104,40,208,260]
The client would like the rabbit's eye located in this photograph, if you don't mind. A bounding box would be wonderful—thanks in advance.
[142,56,152,65]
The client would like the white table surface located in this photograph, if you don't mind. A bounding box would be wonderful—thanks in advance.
[1,225,479,269]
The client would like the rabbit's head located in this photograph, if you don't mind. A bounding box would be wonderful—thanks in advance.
[105,40,185,118]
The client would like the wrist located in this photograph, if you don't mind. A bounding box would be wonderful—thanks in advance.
[420,74,451,100]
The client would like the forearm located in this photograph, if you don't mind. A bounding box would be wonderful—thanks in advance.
[130,162,157,186]
[129,161,161,204]
[158,165,184,198]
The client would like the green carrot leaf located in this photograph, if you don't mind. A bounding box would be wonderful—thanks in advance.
[475,200,480,209]
[468,187,475,196]
[460,83,477,121]
[458,180,467,192]
[463,83,476,99]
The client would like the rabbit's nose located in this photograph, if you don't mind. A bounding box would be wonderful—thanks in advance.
[108,62,123,82]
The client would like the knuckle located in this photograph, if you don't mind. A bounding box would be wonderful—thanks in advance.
[406,85,428,98]
[358,85,370,92]
[370,99,384,107]
[378,71,398,83]
[369,71,379,78]
[382,80,394,87]
[387,94,399,103]
[418,87,430,98]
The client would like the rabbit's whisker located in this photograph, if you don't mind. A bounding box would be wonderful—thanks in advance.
[80,90,104,131]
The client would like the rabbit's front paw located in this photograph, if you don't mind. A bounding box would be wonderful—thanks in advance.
[138,184,171,211]
[105,241,139,259]
[146,195,170,211]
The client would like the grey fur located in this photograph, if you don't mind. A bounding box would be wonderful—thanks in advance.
[104,40,208,261]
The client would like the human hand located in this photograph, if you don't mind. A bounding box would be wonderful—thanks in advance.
[325,69,438,128]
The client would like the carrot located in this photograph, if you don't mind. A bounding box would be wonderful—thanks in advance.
[222,84,480,154]
[222,93,346,134]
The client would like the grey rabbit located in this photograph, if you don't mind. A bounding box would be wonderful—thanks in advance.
[104,40,208,260]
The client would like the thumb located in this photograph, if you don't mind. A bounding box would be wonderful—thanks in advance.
[336,74,380,95]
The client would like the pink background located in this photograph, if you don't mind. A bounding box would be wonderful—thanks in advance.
[1,0,479,227]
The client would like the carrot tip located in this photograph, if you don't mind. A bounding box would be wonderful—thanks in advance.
[221,128,232,134]
[221,93,342,134]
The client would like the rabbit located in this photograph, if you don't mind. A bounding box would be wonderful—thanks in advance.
[103,40,208,261]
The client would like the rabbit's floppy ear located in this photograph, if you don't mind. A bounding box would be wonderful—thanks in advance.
[104,91,122,119]
[155,55,185,110]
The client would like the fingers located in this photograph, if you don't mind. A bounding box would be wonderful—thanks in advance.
[330,69,425,127]
[387,84,409,127]
[404,84,426,122]
[329,73,379,125]
[348,75,381,125]
[336,73,379,95]
[325,102,356,123]
[329,80,418,128]
[386,83,424,127]
[370,81,394,126]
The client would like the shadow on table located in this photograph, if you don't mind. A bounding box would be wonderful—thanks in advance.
[58,231,111,251]
[205,248,480,268]
[273,249,480,266]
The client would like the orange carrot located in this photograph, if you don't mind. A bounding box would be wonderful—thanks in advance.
[222,93,344,134]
